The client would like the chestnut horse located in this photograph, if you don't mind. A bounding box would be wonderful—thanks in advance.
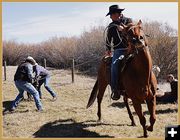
[87,20,157,137]
[87,55,136,126]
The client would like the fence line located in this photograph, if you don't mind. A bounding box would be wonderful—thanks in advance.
[72,56,102,82]
[4,61,7,81]
[3,56,102,83]
[43,58,46,68]
[72,59,75,83]
[74,57,101,68]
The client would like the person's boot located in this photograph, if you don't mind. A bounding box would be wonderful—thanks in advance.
[111,89,121,100]
[52,96,57,101]
[9,107,15,112]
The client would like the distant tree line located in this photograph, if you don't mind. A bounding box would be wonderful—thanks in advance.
[3,20,177,79]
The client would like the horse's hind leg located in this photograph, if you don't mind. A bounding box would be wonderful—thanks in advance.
[146,94,156,132]
[97,83,107,122]
[123,96,136,126]
[132,100,148,137]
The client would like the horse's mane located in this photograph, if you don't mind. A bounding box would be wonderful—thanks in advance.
[126,22,148,46]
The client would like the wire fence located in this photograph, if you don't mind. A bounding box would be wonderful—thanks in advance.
[3,56,102,83]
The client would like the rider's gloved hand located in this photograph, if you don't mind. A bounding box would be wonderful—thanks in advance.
[105,50,112,56]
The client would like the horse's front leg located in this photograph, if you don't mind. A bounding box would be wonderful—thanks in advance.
[123,95,136,126]
[146,93,156,132]
[132,99,148,137]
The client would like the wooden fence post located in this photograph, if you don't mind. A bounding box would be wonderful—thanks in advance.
[43,58,46,68]
[72,59,75,83]
[4,61,7,81]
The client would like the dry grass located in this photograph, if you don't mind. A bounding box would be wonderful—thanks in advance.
[2,66,178,138]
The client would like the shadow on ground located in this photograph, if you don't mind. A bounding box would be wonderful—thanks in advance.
[144,108,177,115]
[130,107,177,115]
[2,100,30,115]
[109,102,126,108]
[2,100,13,115]
[110,101,177,115]
[33,119,114,138]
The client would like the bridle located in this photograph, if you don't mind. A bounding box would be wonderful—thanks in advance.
[125,25,149,54]
[118,25,150,73]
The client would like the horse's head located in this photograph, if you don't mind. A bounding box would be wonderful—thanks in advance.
[119,20,148,53]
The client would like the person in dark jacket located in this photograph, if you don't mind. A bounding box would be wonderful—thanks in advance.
[165,74,178,102]
[33,63,57,100]
[11,56,43,111]
[105,5,133,100]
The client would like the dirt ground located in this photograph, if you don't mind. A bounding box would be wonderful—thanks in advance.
[2,66,178,138]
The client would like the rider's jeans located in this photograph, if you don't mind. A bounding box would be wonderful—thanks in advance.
[111,48,126,92]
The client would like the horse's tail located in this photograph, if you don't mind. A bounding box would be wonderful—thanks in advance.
[86,80,99,109]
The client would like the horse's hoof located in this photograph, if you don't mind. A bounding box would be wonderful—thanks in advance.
[138,134,148,138]
[146,125,153,132]
[131,122,136,126]
[97,119,102,124]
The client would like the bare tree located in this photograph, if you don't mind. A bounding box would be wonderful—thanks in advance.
[3,21,177,78]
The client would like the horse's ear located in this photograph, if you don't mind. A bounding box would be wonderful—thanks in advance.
[137,20,142,28]
[138,20,142,25]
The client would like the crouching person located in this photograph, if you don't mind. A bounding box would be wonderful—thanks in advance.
[33,63,57,101]
[10,56,43,112]
[156,74,178,103]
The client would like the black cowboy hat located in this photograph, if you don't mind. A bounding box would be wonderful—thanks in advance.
[106,5,125,16]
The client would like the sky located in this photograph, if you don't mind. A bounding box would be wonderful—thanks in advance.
[2,2,178,44]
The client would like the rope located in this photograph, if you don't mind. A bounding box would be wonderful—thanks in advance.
[104,24,130,51]
[75,69,92,74]
[74,57,101,68]
[103,24,123,48]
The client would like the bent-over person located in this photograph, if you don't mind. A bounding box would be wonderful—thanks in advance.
[33,63,57,100]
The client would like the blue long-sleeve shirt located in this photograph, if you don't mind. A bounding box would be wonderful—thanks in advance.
[34,65,50,78]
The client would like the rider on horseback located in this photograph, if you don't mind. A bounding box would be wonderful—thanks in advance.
[106,5,132,100]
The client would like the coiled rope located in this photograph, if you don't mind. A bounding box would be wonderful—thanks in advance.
[103,24,123,48]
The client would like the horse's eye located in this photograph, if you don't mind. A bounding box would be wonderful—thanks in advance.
[132,37,136,41]
[132,37,137,43]
[140,36,143,40]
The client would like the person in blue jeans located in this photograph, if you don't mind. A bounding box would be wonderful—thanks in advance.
[33,63,57,100]
[105,5,132,100]
[11,56,43,111]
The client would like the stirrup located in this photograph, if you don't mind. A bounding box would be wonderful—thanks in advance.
[111,92,121,100]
